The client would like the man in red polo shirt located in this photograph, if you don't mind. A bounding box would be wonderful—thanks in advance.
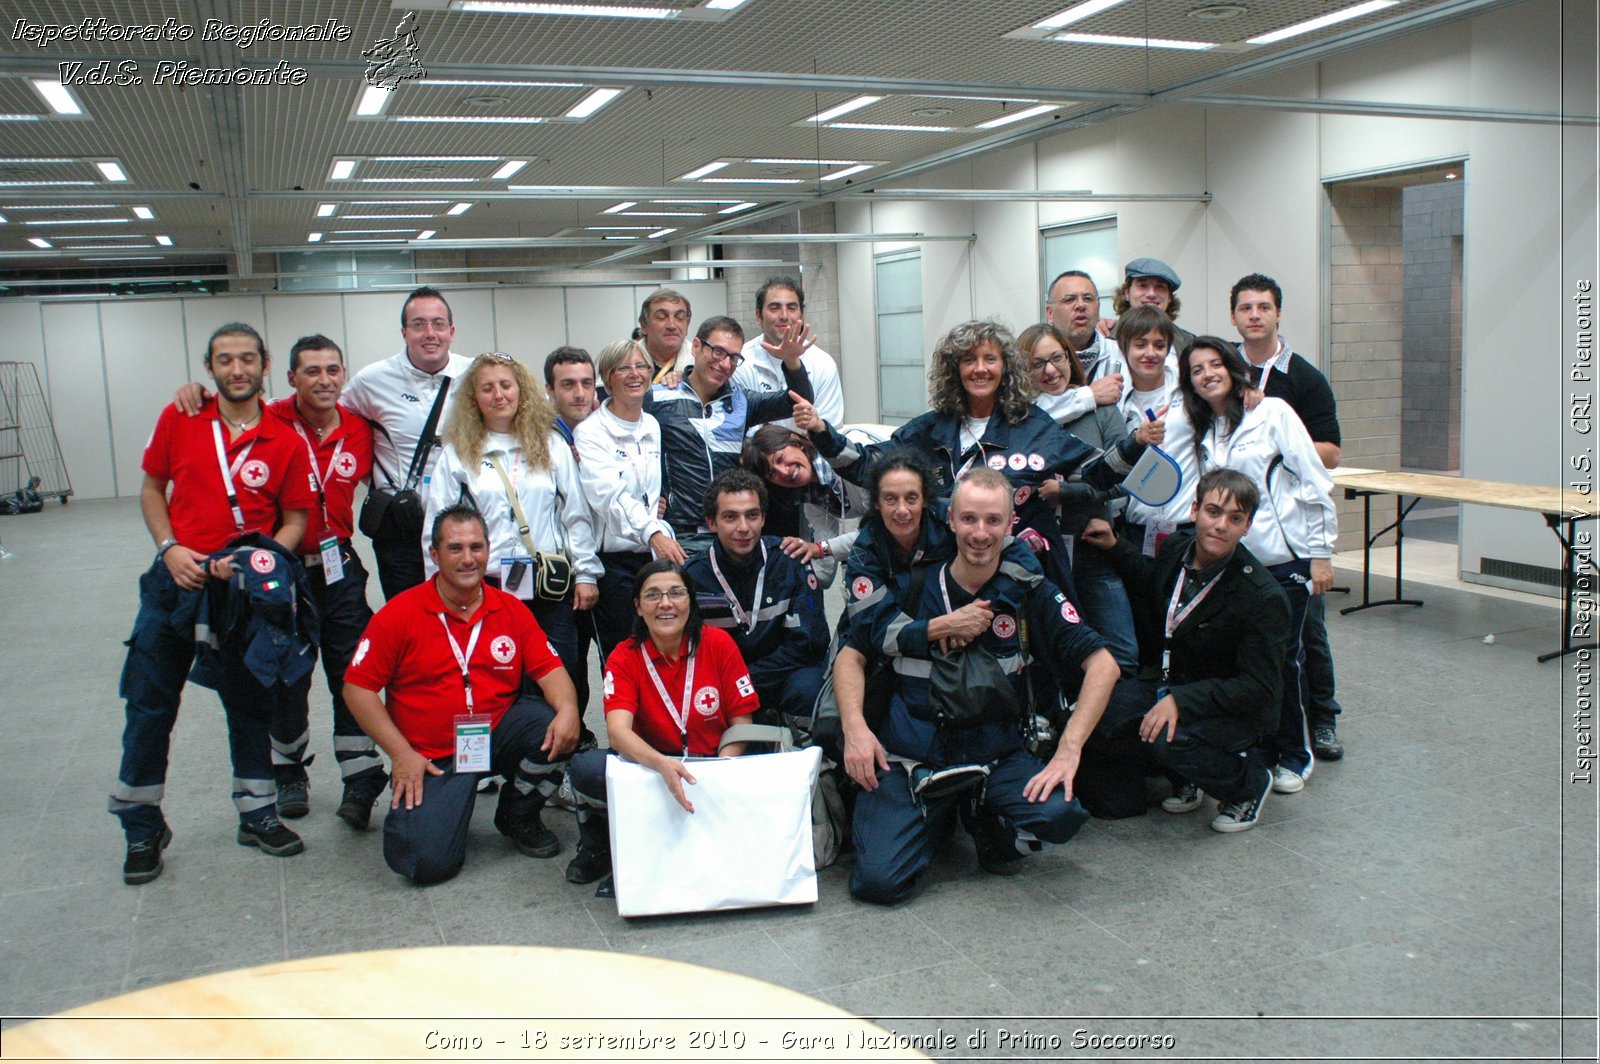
[262,334,389,828]
[113,322,317,885]
[344,504,582,885]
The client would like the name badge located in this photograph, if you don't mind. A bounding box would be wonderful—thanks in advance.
[319,536,345,584]
[1143,520,1177,558]
[454,714,493,773]
[500,555,535,601]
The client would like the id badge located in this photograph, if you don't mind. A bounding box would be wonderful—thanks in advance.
[500,556,535,601]
[454,714,492,773]
[1143,520,1177,558]
[319,536,345,584]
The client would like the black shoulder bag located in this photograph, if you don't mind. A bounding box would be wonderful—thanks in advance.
[358,378,451,542]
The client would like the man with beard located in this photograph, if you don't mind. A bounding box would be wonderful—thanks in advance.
[112,323,316,884]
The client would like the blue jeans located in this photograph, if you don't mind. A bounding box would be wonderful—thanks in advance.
[1070,545,1139,675]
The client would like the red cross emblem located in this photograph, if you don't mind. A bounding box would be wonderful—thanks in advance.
[992,614,1017,638]
[240,459,270,488]
[490,635,516,663]
[249,549,274,574]
[1061,601,1080,624]
[332,451,359,479]
[850,576,874,600]
[693,686,721,716]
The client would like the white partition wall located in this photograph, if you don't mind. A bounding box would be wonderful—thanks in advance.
[18,278,726,500]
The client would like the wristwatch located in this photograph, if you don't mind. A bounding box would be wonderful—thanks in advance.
[156,537,179,559]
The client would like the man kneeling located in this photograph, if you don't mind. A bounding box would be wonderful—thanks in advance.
[344,505,581,884]
[1080,468,1291,832]
[838,467,1120,904]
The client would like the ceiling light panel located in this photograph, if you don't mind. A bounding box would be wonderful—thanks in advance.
[802,96,883,123]
[1248,1,1400,44]
[451,2,681,18]
[566,88,624,118]
[29,79,84,116]
[1053,32,1216,49]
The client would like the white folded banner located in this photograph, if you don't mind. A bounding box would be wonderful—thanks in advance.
[606,747,822,918]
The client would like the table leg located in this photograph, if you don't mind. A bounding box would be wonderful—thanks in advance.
[1537,514,1599,663]
[1341,491,1425,615]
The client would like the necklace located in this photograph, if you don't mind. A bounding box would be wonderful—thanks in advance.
[220,410,259,431]
[438,581,483,614]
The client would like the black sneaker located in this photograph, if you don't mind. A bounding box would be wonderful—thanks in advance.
[336,773,388,831]
[565,844,612,885]
[966,808,1028,877]
[123,823,173,885]
[1161,782,1204,814]
[1211,767,1272,834]
[495,807,560,858]
[1312,725,1345,761]
[237,815,305,856]
[276,781,310,819]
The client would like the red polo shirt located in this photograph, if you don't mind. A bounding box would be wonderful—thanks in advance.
[601,625,758,756]
[141,399,317,554]
[266,397,374,548]
[346,581,565,759]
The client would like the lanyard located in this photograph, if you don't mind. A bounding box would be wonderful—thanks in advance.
[936,564,960,615]
[1252,341,1284,393]
[956,418,988,475]
[436,614,485,714]
[292,421,345,529]
[640,643,696,756]
[1161,563,1224,681]
[707,542,767,633]
[210,421,256,533]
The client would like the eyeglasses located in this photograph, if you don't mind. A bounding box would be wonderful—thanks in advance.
[406,317,452,332]
[698,340,744,368]
[1052,295,1097,307]
[640,586,690,604]
[1030,353,1069,373]
[613,361,653,377]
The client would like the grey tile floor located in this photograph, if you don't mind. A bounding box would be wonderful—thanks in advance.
[0,499,1595,1061]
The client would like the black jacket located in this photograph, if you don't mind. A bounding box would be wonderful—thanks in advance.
[1103,531,1289,735]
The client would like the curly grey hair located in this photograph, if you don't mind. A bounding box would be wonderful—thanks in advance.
[926,319,1036,425]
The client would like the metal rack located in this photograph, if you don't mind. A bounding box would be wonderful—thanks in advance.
[0,362,72,505]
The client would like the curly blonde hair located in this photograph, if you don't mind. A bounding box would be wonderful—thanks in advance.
[444,352,556,471]
[926,319,1036,425]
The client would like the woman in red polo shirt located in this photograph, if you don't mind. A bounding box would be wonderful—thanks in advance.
[563,558,759,887]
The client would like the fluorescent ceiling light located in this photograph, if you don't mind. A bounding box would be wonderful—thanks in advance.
[316,203,337,217]
[975,103,1058,129]
[392,115,548,123]
[614,211,705,217]
[329,237,408,243]
[52,233,145,240]
[374,155,500,163]
[131,206,154,220]
[749,158,861,166]
[492,160,529,179]
[417,230,437,240]
[603,235,639,240]
[566,88,623,118]
[0,180,96,187]
[701,177,804,184]
[586,225,656,230]
[343,213,437,219]
[451,2,679,18]
[23,218,128,225]
[332,228,420,234]
[719,202,758,215]
[931,95,1040,103]
[704,0,750,9]
[680,161,731,180]
[330,159,357,180]
[604,202,639,213]
[353,200,451,205]
[1033,0,1129,30]
[57,243,152,250]
[0,213,6,224]
[30,79,83,115]
[829,122,955,132]
[359,177,480,183]
[418,78,584,87]
[155,235,173,246]
[28,238,52,248]
[656,198,743,204]
[1053,32,1215,49]
[447,202,474,215]
[96,161,129,181]
[4,203,115,210]
[307,232,323,242]
[646,228,677,238]
[1248,0,1399,44]
[803,96,882,123]
[0,115,43,122]
[81,256,161,262]
[821,164,873,181]
[356,85,393,116]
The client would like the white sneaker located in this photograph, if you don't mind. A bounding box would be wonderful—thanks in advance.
[1161,782,1204,813]
[1211,769,1272,833]
[1271,765,1306,794]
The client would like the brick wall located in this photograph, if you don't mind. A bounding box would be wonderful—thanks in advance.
[1328,184,1406,541]
[1401,182,1464,471]
[710,203,841,356]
